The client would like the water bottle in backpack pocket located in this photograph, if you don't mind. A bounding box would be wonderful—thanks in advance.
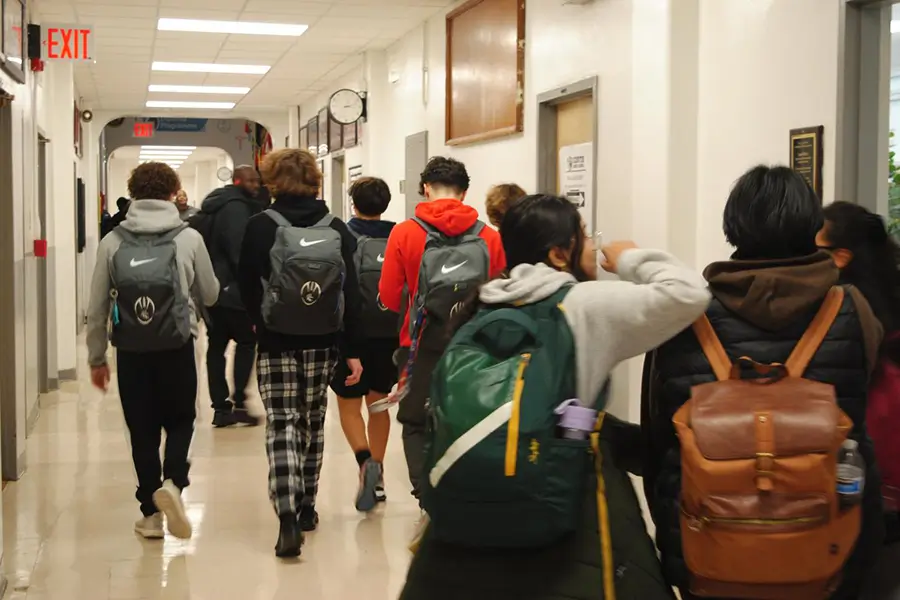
[108,225,192,352]
[353,234,399,338]
[261,210,346,336]
[411,217,490,351]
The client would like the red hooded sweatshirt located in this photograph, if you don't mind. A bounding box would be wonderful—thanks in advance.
[379,198,506,347]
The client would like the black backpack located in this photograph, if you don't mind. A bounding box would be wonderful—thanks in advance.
[352,232,399,338]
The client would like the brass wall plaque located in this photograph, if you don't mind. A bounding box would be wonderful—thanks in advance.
[789,126,824,199]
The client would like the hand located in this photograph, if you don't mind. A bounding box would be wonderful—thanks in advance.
[91,365,111,392]
[345,358,363,386]
[600,241,638,274]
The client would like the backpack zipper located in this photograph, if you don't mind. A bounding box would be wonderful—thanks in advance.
[682,508,825,532]
[504,353,532,477]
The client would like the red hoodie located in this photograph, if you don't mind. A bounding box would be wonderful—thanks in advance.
[379,198,506,347]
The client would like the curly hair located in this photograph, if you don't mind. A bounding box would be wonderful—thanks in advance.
[418,156,470,196]
[260,148,322,197]
[128,162,181,200]
[349,177,391,217]
[485,183,527,228]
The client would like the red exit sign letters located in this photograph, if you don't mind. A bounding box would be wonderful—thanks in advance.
[133,122,154,138]
[42,25,93,61]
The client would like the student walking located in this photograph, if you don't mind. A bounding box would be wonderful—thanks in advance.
[330,177,399,512]
[484,183,526,229]
[86,162,219,541]
[195,165,264,428]
[238,149,364,558]
[379,156,506,503]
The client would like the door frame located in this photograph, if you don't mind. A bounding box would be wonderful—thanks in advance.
[536,76,599,228]
[330,151,345,220]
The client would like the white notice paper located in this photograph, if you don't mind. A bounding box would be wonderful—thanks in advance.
[558,142,594,231]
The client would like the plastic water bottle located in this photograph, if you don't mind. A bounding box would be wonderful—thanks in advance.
[836,439,865,509]
[554,399,597,440]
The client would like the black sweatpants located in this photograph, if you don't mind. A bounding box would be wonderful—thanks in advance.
[206,306,256,411]
[118,341,198,517]
[396,347,442,502]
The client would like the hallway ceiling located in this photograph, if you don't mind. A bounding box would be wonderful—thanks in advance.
[36,0,454,113]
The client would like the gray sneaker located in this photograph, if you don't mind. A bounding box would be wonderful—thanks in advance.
[355,460,382,513]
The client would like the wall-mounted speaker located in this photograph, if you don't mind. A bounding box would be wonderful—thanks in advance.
[27,24,41,60]
[81,109,93,123]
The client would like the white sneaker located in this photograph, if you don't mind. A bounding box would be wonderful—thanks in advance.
[134,513,164,539]
[152,480,193,540]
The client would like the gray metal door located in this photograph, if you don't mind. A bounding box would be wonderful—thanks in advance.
[37,136,57,394]
[404,131,428,219]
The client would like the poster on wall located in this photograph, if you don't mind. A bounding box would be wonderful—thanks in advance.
[558,142,593,231]
[347,165,363,218]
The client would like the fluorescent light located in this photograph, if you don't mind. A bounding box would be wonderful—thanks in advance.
[140,150,193,155]
[158,18,308,37]
[893,20,900,34]
[149,84,250,95]
[140,157,191,162]
[152,61,270,75]
[141,145,197,151]
[146,100,235,110]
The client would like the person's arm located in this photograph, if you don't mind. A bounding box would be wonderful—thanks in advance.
[86,238,114,367]
[378,224,406,313]
[190,231,220,307]
[334,219,364,358]
[238,216,268,329]
[562,245,710,406]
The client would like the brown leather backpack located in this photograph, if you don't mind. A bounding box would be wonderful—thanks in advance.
[672,287,861,600]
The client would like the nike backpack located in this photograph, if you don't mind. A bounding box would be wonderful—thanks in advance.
[411,217,490,350]
[673,287,861,600]
[352,232,399,338]
[108,225,192,352]
[261,209,346,336]
[422,287,598,548]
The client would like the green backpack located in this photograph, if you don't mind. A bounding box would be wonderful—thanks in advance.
[421,287,597,548]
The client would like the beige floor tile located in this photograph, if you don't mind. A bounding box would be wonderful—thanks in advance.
[2,337,416,599]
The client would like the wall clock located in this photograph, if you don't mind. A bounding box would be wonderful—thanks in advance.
[217,166,233,182]
[328,89,366,125]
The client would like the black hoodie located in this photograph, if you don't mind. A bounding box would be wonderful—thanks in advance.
[238,193,364,358]
[201,184,262,310]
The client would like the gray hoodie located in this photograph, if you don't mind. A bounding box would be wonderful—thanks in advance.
[86,199,220,366]
[479,249,710,407]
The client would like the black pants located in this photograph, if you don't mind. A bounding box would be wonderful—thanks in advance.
[118,341,197,516]
[206,306,256,411]
[396,347,442,502]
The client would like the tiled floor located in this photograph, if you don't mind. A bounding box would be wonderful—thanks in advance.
[1,336,417,599]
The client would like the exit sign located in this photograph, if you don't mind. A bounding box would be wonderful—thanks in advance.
[42,25,93,61]
[133,122,154,138]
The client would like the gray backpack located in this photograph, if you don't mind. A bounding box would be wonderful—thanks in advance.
[108,225,192,352]
[261,209,345,335]
[412,217,490,350]
[353,233,400,339]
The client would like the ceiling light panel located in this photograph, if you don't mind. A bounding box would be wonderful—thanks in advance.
[158,18,308,37]
[139,149,194,155]
[141,146,197,151]
[152,62,270,75]
[146,100,236,109]
[140,155,191,160]
[148,85,250,95]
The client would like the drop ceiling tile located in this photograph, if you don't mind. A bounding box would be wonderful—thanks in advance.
[157,8,242,20]
[75,4,157,18]
[325,5,435,20]
[240,1,335,15]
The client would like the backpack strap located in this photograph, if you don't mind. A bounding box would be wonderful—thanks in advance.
[467,221,485,236]
[785,286,845,377]
[156,223,188,244]
[264,209,291,228]
[692,316,732,382]
[413,217,485,239]
[412,216,438,235]
[316,214,334,227]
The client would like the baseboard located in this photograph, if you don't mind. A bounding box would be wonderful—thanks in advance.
[58,368,77,382]
[46,377,58,391]
[26,397,40,436]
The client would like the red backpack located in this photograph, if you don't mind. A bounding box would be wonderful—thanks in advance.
[866,333,900,511]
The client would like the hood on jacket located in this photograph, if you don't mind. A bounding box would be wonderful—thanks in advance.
[348,218,396,239]
[120,199,185,235]
[415,198,480,236]
[480,263,576,306]
[704,251,840,332]
[268,193,329,227]
[201,184,254,214]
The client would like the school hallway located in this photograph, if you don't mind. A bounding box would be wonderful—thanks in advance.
[0,337,417,599]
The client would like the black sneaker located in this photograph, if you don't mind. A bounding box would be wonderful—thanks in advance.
[212,410,237,428]
[233,407,262,427]
[275,515,303,558]
[298,507,319,532]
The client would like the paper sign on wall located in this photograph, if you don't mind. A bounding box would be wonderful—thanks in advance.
[558,142,594,231]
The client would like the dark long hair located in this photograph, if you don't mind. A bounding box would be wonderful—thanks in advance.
[450,194,589,334]
[823,201,900,359]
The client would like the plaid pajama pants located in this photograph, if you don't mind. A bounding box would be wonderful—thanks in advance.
[257,348,337,517]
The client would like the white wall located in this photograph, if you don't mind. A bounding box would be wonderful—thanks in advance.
[302,0,846,421]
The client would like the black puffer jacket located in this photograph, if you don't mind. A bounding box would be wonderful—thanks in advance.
[642,252,884,600]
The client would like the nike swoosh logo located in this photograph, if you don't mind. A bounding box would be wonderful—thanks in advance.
[299,239,325,247]
[130,258,157,268]
[377,254,385,263]
[441,261,467,275]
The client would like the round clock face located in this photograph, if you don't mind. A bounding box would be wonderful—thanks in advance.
[328,89,364,125]
[217,167,233,182]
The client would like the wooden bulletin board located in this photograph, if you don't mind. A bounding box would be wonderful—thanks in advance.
[343,122,358,148]
[445,0,525,146]
[329,116,343,153]
[317,108,329,156]
[299,125,308,152]
[307,117,318,155]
